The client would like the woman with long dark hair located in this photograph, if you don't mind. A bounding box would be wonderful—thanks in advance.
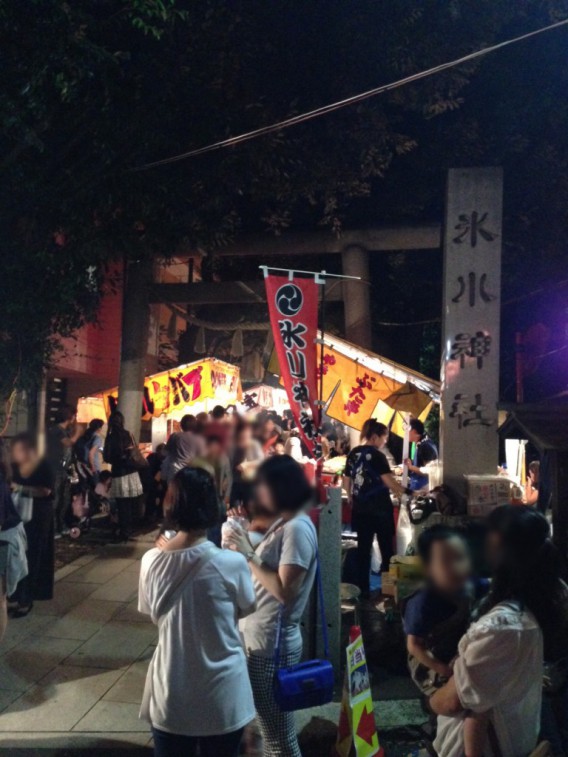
[431,505,567,757]
[225,455,317,757]
[103,411,143,541]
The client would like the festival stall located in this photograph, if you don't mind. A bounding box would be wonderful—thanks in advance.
[237,383,289,416]
[78,358,242,447]
[316,333,439,433]
[268,331,439,436]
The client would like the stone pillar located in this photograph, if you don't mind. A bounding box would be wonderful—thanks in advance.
[341,245,372,350]
[117,257,152,442]
[441,168,503,496]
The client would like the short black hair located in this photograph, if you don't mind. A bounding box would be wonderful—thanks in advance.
[180,414,196,432]
[255,455,314,513]
[410,418,425,437]
[210,405,226,420]
[168,467,220,531]
[12,431,37,451]
[417,524,465,564]
[55,404,76,424]
[98,471,112,483]
[88,418,105,432]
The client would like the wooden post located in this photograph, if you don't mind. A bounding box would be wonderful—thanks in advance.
[441,168,503,496]
[117,258,152,442]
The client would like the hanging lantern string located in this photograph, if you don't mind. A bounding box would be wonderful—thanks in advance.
[133,18,568,171]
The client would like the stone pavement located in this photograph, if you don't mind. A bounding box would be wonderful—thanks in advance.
[0,533,425,753]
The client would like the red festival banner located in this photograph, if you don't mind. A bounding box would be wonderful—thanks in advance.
[264,274,321,456]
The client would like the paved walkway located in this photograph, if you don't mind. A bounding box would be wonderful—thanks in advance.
[0,533,425,752]
[0,534,157,751]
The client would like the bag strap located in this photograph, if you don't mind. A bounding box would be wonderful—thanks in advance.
[158,542,219,621]
[487,721,503,757]
[273,544,329,667]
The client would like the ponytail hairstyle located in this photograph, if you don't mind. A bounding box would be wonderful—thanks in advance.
[483,505,567,659]
[360,419,388,443]
[84,418,104,444]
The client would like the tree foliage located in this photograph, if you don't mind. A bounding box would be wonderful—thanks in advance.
[1,0,567,393]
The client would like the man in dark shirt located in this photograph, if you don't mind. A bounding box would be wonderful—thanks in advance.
[405,418,438,492]
[344,419,406,599]
[46,405,79,535]
[162,414,206,483]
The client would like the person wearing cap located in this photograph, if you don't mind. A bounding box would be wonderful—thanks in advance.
[405,418,438,492]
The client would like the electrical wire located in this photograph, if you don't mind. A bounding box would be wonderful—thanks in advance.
[134,18,568,171]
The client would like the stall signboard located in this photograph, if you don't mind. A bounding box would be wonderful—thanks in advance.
[102,359,241,420]
[264,274,320,456]
[321,348,399,431]
[239,384,289,414]
[335,629,382,757]
[441,168,503,494]
[268,334,438,434]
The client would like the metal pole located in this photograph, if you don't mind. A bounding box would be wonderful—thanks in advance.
[318,271,326,439]
[260,265,360,281]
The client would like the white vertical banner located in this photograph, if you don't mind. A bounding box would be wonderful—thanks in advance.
[441,167,503,495]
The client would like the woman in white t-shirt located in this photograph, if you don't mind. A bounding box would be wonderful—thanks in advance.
[138,467,257,757]
[431,506,567,757]
[225,455,317,757]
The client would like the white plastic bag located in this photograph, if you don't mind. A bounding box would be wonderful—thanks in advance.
[371,536,382,574]
[221,516,249,549]
[396,502,413,556]
[12,490,33,524]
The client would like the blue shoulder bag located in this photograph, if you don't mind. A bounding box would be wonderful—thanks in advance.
[273,549,334,711]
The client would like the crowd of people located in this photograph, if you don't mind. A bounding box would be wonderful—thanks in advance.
[0,401,566,756]
[0,403,329,630]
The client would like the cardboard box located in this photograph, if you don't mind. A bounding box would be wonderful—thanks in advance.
[389,555,423,581]
[465,475,510,507]
[467,502,501,518]
[465,474,511,518]
[381,572,396,597]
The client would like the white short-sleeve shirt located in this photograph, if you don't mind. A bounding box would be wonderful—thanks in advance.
[434,601,543,757]
[138,542,256,736]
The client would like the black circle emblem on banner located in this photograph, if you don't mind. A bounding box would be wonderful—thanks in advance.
[275,283,303,316]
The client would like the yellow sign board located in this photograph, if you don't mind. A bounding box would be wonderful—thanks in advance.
[321,348,400,431]
[102,359,241,420]
[335,630,382,757]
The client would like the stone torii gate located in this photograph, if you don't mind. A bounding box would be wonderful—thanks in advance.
[148,224,441,348]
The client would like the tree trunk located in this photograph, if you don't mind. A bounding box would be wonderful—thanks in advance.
[117,257,152,442]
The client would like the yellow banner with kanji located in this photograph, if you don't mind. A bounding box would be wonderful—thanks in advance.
[321,348,401,431]
[102,359,241,420]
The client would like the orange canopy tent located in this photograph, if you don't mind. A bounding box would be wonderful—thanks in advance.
[269,333,439,434]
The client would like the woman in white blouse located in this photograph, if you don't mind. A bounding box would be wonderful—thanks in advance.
[431,506,567,757]
[139,467,256,757]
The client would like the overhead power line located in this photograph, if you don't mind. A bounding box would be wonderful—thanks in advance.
[134,18,568,171]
